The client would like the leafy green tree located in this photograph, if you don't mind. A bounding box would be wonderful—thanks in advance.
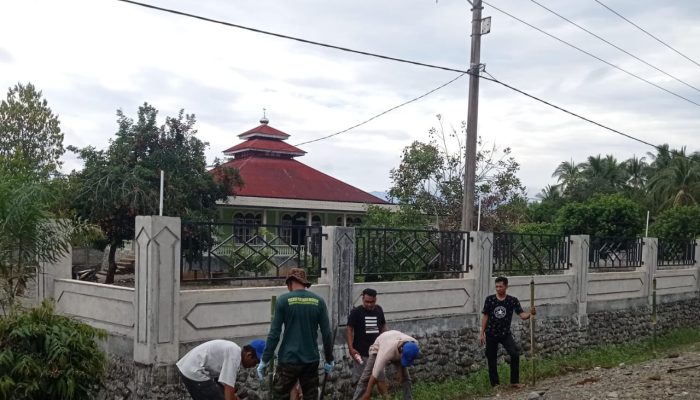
[70,104,242,283]
[388,116,526,231]
[552,160,582,191]
[555,194,644,237]
[0,161,88,313]
[649,205,700,239]
[0,83,63,177]
[647,149,700,209]
[361,205,431,228]
[0,300,107,400]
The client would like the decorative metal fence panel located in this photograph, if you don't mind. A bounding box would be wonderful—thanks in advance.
[658,238,696,268]
[355,228,469,281]
[492,233,570,275]
[181,221,322,282]
[589,236,643,269]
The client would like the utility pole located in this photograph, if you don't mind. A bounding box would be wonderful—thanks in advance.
[461,0,489,231]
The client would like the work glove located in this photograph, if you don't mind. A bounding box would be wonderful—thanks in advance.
[323,361,335,374]
[257,360,269,382]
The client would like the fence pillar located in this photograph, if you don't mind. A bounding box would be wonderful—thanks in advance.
[133,216,181,366]
[466,231,494,314]
[36,222,73,303]
[642,237,658,305]
[568,235,589,326]
[320,226,355,329]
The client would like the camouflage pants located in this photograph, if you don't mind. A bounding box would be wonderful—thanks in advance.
[272,362,319,400]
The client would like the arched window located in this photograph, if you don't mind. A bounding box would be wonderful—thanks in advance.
[354,217,362,226]
[336,216,344,226]
[311,215,322,227]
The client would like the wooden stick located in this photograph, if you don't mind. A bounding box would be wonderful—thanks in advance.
[668,364,700,373]
[530,278,536,386]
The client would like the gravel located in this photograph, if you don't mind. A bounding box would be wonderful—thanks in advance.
[476,350,700,400]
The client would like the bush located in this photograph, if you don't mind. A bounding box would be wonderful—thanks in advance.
[650,205,700,239]
[555,194,644,237]
[0,300,107,400]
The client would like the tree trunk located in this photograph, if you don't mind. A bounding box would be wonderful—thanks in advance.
[105,242,118,284]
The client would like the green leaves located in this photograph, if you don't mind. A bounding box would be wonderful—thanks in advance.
[0,83,64,178]
[0,300,106,400]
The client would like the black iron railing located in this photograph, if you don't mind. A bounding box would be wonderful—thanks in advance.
[181,221,322,282]
[658,238,696,268]
[589,236,643,269]
[355,227,469,281]
[492,233,570,275]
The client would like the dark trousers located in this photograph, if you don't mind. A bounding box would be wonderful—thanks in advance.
[179,371,224,400]
[272,362,319,400]
[485,333,520,386]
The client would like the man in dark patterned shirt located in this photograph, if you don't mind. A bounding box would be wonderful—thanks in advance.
[480,276,536,388]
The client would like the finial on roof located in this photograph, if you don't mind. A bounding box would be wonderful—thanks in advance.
[260,108,269,125]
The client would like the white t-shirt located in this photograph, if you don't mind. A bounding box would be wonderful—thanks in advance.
[369,330,417,378]
[176,340,242,388]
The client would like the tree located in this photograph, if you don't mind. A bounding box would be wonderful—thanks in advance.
[0,300,107,400]
[649,205,700,239]
[361,205,430,229]
[551,160,581,190]
[70,104,242,283]
[0,83,63,177]
[388,116,526,230]
[646,149,700,209]
[0,157,94,313]
[555,194,644,237]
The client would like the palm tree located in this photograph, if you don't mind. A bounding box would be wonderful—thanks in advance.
[581,154,627,189]
[536,184,562,202]
[551,159,581,190]
[647,153,700,209]
[623,155,649,189]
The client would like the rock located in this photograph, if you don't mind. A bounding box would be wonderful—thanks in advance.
[618,362,626,368]
[606,392,619,398]
[527,392,541,399]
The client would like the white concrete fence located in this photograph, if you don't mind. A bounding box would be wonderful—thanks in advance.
[36,216,699,369]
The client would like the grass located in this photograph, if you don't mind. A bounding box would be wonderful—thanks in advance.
[405,326,700,400]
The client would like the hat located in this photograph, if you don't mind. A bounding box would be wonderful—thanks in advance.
[249,339,266,361]
[285,268,311,288]
[401,342,420,367]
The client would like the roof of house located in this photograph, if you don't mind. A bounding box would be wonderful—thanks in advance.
[238,123,290,140]
[222,138,306,157]
[220,156,387,204]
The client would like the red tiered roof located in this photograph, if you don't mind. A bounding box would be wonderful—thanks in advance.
[223,138,306,157]
[217,119,387,204]
[221,157,387,204]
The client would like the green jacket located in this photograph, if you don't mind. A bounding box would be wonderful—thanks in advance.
[262,289,334,364]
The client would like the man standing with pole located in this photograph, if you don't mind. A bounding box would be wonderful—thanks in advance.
[480,276,536,388]
[257,268,334,400]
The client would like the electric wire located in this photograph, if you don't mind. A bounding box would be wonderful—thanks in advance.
[530,0,700,94]
[482,0,700,108]
[294,73,466,147]
[594,0,700,70]
[116,0,694,160]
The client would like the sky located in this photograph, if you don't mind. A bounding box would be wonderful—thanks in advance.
[1,0,699,199]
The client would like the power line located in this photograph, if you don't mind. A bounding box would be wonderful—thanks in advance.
[294,74,466,147]
[115,0,468,75]
[481,0,700,108]
[116,0,691,159]
[530,0,700,94]
[594,0,700,71]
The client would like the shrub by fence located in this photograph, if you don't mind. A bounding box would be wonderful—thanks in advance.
[589,236,643,270]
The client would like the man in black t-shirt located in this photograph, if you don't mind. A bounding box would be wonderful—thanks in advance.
[480,276,536,388]
[347,288,388,395]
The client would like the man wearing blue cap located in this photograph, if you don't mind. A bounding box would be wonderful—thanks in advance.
[176,339,266,400]
[352,330,420,400]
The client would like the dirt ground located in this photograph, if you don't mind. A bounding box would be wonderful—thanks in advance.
[476,345,700,400]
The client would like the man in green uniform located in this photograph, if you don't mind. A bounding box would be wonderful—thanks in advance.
[257,268,335,400]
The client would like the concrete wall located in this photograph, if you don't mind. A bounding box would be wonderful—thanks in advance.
[54,279,135,338]
[180,284,330,343]
[42,220,699,400]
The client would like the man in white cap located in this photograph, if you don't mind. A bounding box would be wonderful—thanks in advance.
[177,338,266,400]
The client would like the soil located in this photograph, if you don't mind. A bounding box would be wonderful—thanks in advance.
[475,346,700,400]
